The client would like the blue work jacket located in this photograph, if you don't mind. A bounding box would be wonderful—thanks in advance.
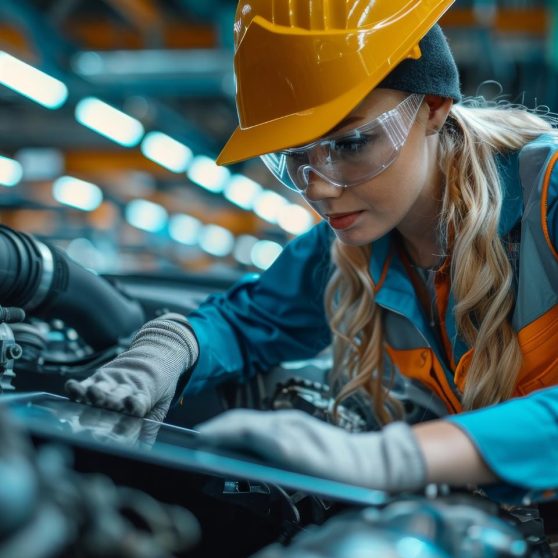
[186,134,558,503]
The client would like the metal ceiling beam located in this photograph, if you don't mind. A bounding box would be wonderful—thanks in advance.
[0,0,75,72]
[101,0,163,31]
[441,8,548,34]
[0,21,215,52]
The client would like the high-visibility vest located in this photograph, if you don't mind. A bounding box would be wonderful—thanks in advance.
[372,134,558,413]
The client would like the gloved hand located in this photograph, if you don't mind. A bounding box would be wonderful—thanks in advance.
[197,409,427,492]
[65,313,199,422]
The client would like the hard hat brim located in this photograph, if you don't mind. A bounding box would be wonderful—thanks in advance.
[216,78,380,165]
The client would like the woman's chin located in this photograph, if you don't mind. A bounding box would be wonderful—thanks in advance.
[332,224,388,246]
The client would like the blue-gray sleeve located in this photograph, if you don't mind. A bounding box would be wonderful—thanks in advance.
[447,387,558,503]
[184,222,334,395]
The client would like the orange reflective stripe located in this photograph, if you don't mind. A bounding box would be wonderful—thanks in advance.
[454,305,558,398]
[454,348,473,393]
[374,250,393,293]
[386,345,462,413]
[540,150,558,261]
[514,304,558,396]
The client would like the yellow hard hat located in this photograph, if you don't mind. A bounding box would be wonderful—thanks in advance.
[217,0,456,166]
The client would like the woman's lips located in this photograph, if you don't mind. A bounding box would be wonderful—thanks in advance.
[327,211,364,230]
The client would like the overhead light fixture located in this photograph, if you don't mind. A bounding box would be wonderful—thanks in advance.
[0,155,23,187]
[169,214,202,245]
[66,238,107,271]
[75,97,144,147]
[0,51,68,109]
[253,190,289,224]
[277,204,315,235]
[199,224,234,257]
[233,235,258,266]
[125,199,168,232]
[141,132,193,173]
[52,176,103,211]
[16,148,64,181]
[224,175,262,210]
[73,49,232,78]
[187,156,230,193]
[251,240,283,270]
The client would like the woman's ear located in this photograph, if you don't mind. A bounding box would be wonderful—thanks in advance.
[424,95,453,135]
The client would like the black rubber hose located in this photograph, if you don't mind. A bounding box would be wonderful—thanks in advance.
[0,226,145,350]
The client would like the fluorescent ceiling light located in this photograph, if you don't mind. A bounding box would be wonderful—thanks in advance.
[125,199,168,232]
[16,148,63,181]
[169,214,202,245]
[251,240,283,270]
[224,175,262,210]
[0,155,23,187]
[75,97,144,147]
[277,204,315,235]
[0,51,68,109]
[253,190,288,224]
[141,132,193,173]
[199,224,234,257]
[233,235,258,266]
[66,238,107,271]
[187,156,230,193]
[52,176,103,211]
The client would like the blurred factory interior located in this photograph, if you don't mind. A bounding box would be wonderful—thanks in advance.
[0,0,554,280]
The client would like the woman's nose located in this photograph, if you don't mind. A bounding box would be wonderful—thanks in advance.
[302,171,345,202]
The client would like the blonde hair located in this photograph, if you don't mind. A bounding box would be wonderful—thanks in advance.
[326,101,554,422]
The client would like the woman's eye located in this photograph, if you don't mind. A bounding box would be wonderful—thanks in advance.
[286,151,307,163]
[330,134,375,154]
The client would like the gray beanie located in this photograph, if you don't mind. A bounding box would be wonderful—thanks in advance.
[378,24,461,102]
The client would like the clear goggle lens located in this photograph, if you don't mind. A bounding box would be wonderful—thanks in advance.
[261,94,425,193]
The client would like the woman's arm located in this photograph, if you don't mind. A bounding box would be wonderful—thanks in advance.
[413,420,497,485]
[185,222,334,395]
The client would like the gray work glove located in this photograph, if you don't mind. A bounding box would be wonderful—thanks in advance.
[65,313,199,422]
[197,409,426,492]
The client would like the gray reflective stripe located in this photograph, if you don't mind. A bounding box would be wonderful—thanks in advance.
[383,311,426,349]
[513,139,558,329]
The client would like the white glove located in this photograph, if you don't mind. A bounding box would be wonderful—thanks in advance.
[65,313,199,422]
[197,409,427,492]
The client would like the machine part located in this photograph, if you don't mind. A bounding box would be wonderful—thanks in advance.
[10,321,48,370]
[0,305,26,324]
[268,377,368,432]
[0,406,201,558]
[251,495,532,558]
[204,478,301,524]
[0,319,23,392]
[0,225,145,350]
[267,374,447,433]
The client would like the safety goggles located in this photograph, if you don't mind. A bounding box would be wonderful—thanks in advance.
[260,94,425,193]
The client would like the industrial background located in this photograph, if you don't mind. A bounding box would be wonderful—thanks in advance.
[0,0,555,280]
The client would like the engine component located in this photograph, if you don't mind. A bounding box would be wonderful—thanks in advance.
[0,305,25,391]
[268,377,368,432]
[9,321,48,371]
[251,496,534,558]
[0,406,201,558]
[267,373,448,432]
[0,225,145,351]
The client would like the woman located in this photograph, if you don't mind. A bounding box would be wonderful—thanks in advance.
[67,0,558,501]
